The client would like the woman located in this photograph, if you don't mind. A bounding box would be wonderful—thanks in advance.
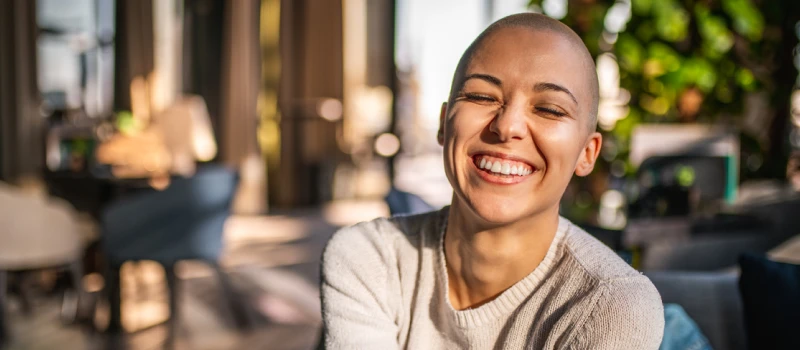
[321,13,664,349]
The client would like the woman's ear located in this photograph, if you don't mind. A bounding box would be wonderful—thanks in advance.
[437,102,447,146]
[575,132,602,177]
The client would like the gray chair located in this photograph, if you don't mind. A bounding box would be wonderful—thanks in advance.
[0,183,89,346]
[647,271,746,350]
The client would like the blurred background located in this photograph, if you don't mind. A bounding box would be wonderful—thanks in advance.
[1,0,799,349]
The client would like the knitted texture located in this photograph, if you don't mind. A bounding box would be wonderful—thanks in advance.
[321,208,664,349]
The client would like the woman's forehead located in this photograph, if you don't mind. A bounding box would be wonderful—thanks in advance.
[465,29,591,101]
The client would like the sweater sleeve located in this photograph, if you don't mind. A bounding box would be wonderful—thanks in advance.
[320,221,400,349]
[566,276,665,350]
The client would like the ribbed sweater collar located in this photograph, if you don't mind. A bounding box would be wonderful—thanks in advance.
[435,207,571,328]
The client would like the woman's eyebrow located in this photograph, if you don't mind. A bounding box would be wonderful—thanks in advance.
[463,73,502,87]
[534,82,578,106]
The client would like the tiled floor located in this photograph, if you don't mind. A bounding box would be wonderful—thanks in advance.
[2,203,387,350]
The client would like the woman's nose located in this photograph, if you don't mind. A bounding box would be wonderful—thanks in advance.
[489,102,528,142]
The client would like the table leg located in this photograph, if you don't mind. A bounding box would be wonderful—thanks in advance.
[1,270,8,345]
[66,260,91,325]
[212,265,253,330]
[105,264,122,333]
[165,264,179,348]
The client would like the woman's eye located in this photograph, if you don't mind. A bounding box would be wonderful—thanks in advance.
[461,93,497,103]
[535,106,567,117]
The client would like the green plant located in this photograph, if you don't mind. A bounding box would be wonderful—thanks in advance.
[530,0,800,180]
[530,0,800,225]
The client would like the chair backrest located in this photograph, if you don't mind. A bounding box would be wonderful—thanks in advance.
[0,182,83,269]
[638,155,729,202]
[630,155,730,218]
[647,271,746,350]
[102,165,239,264]
[385,188,434,216]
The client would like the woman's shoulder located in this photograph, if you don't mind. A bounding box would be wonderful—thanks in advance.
[557,220,664,348]
[560,218,646,282]
[559,218,662,311]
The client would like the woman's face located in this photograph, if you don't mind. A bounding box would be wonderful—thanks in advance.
[440,27,601,226]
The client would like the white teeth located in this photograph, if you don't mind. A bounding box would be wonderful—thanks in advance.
[477,156,534,176]
[501,163,511,175]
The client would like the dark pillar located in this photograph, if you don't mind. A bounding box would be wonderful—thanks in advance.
[183,0,225,155]
[113,0,155,111]
[275,0,344,207]
[0,0,41,182]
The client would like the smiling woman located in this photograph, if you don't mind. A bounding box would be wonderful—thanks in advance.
[321,13,664,350]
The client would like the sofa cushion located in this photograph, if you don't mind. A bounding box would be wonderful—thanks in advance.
[647,271,745,350]
[739,254,800,350]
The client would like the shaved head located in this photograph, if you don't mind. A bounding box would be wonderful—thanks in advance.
[447,13,599,130]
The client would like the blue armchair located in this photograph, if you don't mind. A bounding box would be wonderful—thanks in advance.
[384,188,435,216]
[101,165,251,342]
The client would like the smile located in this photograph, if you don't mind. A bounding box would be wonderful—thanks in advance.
[471,153,537,181]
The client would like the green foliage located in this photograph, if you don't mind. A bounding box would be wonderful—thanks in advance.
[529,0,771,166]
[652,0,690,42]
[722,0,764,41]
[115,110,140,135]
[676,165,696,187]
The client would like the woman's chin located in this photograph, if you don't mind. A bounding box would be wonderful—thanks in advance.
[465,201,531,227]
[451,187,555,227]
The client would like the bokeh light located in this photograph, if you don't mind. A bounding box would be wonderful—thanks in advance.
[374,133,401,157]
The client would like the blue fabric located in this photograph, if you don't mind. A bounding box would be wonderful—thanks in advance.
[660,304,713,350]
[385,188,434,216]
[739,253,800,350]
[101,165,239,265]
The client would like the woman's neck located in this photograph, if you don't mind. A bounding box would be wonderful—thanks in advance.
[444,201,560,310]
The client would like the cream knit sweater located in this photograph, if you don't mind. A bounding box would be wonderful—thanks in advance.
[321,208,664,349]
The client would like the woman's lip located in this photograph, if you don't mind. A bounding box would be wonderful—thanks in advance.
[469,151,536,169]
[470,158,529,185]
